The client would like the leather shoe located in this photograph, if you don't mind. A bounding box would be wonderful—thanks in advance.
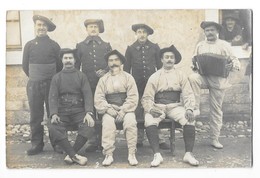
[27,145,43,155]
[159,142,170,150]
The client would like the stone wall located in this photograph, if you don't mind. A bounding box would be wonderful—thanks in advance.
[5,10,252,124]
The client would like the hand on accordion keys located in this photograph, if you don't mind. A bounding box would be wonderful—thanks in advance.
[225,62,233,71]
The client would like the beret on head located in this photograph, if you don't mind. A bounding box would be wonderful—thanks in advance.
[59,48,77,59]
[104,50,126,64]
[200,21,222,31]
[160,45,182,64]
[223,13,240,21]
[84,19,104,33]
[132,23,154,35]
[33,15,56,32]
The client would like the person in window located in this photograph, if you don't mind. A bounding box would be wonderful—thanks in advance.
[220,13,244,46]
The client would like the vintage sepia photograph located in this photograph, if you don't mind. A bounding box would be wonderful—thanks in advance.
[5,9,252,169]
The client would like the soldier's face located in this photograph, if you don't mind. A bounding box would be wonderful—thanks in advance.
[225,18,236,29]
[108,54,122,70]
[161,52,176,69]
[62,53,75,69]
[136,28,148,43]
[204,25,218,41]
[86,23,100,36]
[35,20,48,37]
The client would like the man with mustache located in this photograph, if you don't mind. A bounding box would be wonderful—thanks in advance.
[95,50,139,166]
[76,19,112,152]
[188,21,240,149]
[142,45,199,167]
[124,24,169,149]
[48,48,95,165]
[22,15,63,155]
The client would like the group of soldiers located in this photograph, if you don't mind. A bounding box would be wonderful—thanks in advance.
[22,14,240,167]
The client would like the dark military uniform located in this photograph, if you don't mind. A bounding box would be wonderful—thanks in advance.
[124,40,162,122]
[124,40,162,97]
[75,36,112,93]
[48,68,95,144]
[22,35,62,149]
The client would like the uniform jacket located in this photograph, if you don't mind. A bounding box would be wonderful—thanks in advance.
[49,68,93,116]
[124,40,162,85]
[22,35,62,81]
[94,70,139,115]
[75,36,112,89]
[141,68,195,113]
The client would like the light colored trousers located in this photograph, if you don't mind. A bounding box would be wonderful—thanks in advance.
[102,112,137,155]
[188,73,226,140]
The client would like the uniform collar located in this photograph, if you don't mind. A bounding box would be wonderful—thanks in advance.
[84,36,102,45]
[132,40,151,50]
[35,35,50,41]
[62,68,77,73]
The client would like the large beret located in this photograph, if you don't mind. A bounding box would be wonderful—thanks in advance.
[84,19,104,33]
[223,13,240,21]
[59,48,77,59]
[33,15,56,32]
[132,24,154,35]
[104,50,126,64]
[160,45,182,64]
[200,21,222,31]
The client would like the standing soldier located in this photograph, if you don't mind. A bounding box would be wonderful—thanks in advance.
[95,50,139,166]
[124,23,169,149]
[76,19,112,152]
[22,15,63,155]
[48,48,95,166]
[188,21,240,149]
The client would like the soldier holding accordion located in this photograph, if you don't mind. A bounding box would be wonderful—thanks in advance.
[188,21,241,149]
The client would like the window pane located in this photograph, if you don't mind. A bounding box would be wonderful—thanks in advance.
[6,11,19,21]
[6,22,21,46]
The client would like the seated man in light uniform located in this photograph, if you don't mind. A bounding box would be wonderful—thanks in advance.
[94,50,139,166]
[142,45,199,167]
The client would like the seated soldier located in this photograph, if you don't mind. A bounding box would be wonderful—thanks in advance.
[48,48,95,166]
[94,50,139,166]
[142,45,199,167]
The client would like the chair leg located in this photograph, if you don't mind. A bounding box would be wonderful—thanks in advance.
[170,121,175,155]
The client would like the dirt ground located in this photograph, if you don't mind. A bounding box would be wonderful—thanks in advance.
[5,120,252,169]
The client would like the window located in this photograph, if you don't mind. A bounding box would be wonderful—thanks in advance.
[219,9,252,46]
[6,11,22,51]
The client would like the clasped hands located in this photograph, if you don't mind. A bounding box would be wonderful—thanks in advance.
[106,105,125,123]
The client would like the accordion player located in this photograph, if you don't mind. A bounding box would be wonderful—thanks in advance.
[192,53,232,78]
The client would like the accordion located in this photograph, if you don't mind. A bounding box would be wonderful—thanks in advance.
[193,53,231,78]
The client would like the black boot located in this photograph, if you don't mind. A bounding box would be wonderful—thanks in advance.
[27,143,44,156]
[146,125,160,153]
[183,125,195,152]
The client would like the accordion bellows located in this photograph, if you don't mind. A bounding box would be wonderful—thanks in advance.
[193,53,231,78]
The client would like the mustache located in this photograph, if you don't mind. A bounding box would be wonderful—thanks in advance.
[166,61,174,64]
[110,64,120,68]
[65,62,73,65]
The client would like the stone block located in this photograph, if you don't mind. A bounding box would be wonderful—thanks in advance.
[6,87,27,101]
[6,65,27,78]
[6,77,28,88]
[6,101,24,111]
